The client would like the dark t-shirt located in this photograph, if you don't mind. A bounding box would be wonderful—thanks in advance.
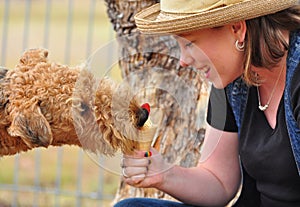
[207,84,300,206]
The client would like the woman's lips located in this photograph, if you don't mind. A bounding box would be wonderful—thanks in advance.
[198,65,210,78]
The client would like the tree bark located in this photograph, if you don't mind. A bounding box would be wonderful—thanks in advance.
[104,0,209,203]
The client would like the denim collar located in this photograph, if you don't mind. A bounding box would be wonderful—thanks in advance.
[284,29,300,175]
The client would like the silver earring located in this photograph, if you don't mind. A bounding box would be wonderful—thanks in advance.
[235,40,245,52]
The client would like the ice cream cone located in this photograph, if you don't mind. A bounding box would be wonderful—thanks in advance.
[138,117,157,148]
[128,118,156,153]
[132,140,153,151]
[129,103,158,154]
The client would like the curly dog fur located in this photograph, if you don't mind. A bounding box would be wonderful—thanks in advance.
[0,48,150,156]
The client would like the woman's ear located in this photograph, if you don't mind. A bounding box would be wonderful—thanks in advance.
[231,21,247,42]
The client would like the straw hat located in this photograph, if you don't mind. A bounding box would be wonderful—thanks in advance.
[134,0,298,34]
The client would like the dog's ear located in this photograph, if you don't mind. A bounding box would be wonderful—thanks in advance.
[8,104,53,148]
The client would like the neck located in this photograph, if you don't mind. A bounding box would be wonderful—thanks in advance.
[256,63,286,112]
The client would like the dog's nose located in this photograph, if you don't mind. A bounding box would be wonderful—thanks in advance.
[136,107,149,128]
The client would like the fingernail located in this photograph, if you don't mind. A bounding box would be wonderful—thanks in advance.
[144,151,152,157]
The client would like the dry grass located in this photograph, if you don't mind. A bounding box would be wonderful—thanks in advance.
[0,146,121,206]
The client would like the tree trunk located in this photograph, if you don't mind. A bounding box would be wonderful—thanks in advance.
[104,0,209,203]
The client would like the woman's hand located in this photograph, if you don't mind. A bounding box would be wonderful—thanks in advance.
[121,148,173,188]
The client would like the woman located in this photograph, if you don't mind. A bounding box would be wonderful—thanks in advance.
[115,0,300,206]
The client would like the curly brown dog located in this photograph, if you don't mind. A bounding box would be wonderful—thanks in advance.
[0,48,153,156]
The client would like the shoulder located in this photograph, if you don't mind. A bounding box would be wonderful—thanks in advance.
[286,30,300,118]
[288,30,300,111]
[289,63,300,129]
[290,63,300,108]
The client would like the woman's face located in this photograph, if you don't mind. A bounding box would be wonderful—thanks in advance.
[176,25,244,88]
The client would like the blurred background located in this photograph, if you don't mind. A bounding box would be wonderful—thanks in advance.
[0,0,121,206]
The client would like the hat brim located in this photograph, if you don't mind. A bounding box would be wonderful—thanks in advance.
[135,0,298,34]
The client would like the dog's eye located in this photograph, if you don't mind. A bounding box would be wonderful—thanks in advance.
[80,102,89,115]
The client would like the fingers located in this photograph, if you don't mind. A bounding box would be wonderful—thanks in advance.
[122,166,148,178]
[125,174,146,185]
[121,151,152,183]
[121,156,150,167]
[121,159,150,177]
[120,148,173,189]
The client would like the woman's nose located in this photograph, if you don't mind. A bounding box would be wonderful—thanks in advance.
[180,60,189,67]
[179,56,193,67]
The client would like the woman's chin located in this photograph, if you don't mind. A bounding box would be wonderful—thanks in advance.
[211,79,226,89]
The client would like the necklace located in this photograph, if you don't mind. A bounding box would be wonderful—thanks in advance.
[257,65,284,111]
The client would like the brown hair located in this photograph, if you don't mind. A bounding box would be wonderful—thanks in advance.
[243,5,300,85]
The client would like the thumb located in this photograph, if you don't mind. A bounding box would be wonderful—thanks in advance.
[150,147,159,155]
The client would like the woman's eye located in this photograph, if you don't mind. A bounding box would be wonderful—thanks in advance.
[185,42,193,48]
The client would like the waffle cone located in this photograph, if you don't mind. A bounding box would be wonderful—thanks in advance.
[132,140,153,151]
[138,125,157,150]
[130,116,157,152]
